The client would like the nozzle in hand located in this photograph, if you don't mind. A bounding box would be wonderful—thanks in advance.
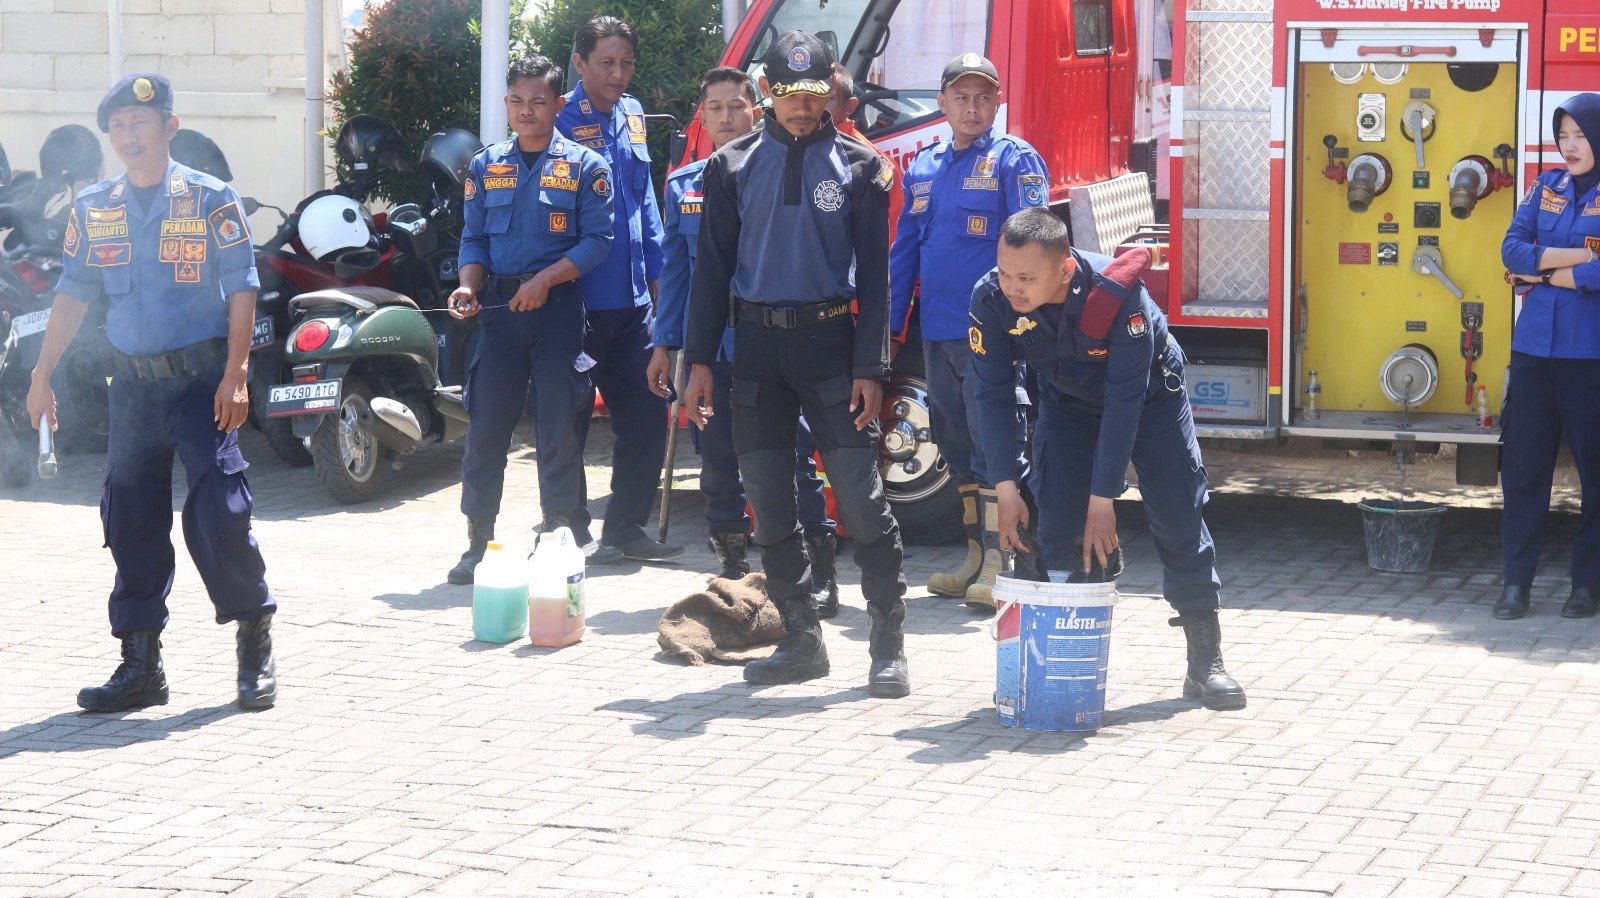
[37,414,56,480]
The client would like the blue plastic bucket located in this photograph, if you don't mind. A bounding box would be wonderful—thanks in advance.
[994,572,1118,732]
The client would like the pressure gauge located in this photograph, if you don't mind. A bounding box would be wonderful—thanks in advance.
[1370,62,1408,85]
[1331,62,1365,85]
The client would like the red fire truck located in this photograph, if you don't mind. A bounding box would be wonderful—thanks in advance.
[1170,0,1596,487]
[679,0,1591,539]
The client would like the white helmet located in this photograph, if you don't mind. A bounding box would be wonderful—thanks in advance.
[298,194,379,272]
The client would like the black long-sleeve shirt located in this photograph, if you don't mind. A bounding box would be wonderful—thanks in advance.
[686,111,893,380]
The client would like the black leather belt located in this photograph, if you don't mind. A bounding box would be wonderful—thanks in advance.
[735,298,853,330]
[119,338,228,381]
[490,273,537,295]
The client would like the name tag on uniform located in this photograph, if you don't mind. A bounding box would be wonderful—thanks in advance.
[540,175,579,191]
[963,177,998,191]
[160,219,206,237]
[86,221,129,240]
[484,162,517,190]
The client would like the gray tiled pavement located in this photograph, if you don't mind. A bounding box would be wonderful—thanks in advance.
[1,426,1596,898]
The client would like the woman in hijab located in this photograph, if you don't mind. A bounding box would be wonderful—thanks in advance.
[1496,92,1600,621]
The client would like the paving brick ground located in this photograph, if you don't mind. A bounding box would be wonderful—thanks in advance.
[1,424,1596,898]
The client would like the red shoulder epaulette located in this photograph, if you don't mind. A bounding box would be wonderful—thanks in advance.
[1078,248,1150,340]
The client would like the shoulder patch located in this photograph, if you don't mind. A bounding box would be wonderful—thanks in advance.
[1019,173,1048,207]
[969,325,986,356]
[208,201,250,248]
[873,160,893,192]
[593,169,612,198]
[1126,312,1148,338]
[463,175,477,201]
[63,208,81,258]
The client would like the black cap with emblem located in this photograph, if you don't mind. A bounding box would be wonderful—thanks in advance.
[940,53,1001,92]
[97,72,173,133]
[763,31,835,99]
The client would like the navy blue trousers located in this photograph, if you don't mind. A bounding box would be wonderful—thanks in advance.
[923,337,990,488]
[574,304,668,547]
[1031,384,1221,611]
[1501,351,1600,588]
[103,345,273,636]
[697,359,835,537]
[460,287,589,535]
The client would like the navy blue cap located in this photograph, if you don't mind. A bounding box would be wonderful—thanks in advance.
[763,32,834,98]
[97,73,173,133]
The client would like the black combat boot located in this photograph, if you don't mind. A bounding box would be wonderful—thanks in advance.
[78,632,168,712]
[866,598,911,698]
[447,516,496,585]
[1494,584,1531,619]
[1170,610,1247,710]
[806,531,840,619]
[1562,587,1597,619]
[744,595,830,685]
[708,530,751,581]
[236,613,277,710]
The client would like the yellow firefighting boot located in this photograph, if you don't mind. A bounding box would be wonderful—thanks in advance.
[964,488,1006,610]
[928,484,982,597]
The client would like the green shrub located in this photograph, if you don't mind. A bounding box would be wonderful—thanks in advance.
[327,0,535,207]
[328,0,722,205]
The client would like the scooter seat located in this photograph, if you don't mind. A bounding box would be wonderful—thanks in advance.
[289,286,420,315]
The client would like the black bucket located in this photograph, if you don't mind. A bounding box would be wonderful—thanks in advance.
[1357,499,1446,572]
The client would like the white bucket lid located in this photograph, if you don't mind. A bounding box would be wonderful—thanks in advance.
[993,572,1118,609]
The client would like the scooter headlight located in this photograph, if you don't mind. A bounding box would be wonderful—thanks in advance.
[294,320,331,353]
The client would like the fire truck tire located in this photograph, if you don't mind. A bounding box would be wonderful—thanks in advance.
[880,343,966,545]
[248,344,313,468]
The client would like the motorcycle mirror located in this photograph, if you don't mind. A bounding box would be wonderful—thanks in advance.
[243,197,260,215]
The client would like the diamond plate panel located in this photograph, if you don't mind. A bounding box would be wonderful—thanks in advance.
[1182,120,1271,211]
[1186,22,1272,111]
[1199,120,1270,209]
[1067,173,1155,254]
[1197,219,1269,305]
[1191,0,1271,10]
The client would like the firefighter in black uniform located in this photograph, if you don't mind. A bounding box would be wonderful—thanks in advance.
[970,209,1246,710]
[682,31,909,698]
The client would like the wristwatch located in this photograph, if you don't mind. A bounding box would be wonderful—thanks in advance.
[1540,269,1555,286]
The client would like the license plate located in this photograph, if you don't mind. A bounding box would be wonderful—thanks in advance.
[8,309,49,341]
[251,316,274,349]
[266,378,341,417]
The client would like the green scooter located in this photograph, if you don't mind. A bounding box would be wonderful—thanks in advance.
[266,207,476,503]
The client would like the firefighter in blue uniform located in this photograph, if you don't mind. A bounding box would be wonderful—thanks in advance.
[683,32,909,697]
[969,208,1246,711]
[556,15,681,563]
[652,66,841,612]
[27,73,277,712]
[889,53,1049,610]
[446,55,615,584]
[1496,92,1600,621]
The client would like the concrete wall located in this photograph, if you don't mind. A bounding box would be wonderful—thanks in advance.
[0,0,344,235]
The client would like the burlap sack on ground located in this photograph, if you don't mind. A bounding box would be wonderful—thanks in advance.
[657,572,786,665]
